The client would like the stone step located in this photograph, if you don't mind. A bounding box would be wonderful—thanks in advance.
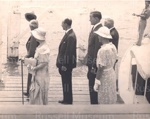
[0,101,90,105]
[0,95,89,102]
[0,76,124,105]
[1,83,88,87]
[0,105,150,119]
[0,92,89,97]
[1,87,88,92]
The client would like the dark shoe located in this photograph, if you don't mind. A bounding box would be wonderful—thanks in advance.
[23,92,29,97]
[26,98,29,102]
[58,100,65,104]
[58,100,72,104]
[62,102,72,105]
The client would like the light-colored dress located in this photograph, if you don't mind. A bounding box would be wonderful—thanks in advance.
[96,42,117,104]
[30,42,50,105]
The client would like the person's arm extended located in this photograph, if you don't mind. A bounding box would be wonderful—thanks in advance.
[132,13,148,19]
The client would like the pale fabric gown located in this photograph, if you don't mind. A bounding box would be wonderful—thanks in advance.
[30,42,50,105]
[97,42,117,104]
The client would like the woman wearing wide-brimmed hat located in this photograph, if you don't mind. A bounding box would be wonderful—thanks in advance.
[23,19,39,98]
[23,12,39,98]
[29,27,50,105]
[94,26,117,104]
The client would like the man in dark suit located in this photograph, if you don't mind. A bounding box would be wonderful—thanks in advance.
[104,18,119,50]
[85,11,102,104]
[56,18,77,104]
[104,18,119,92]
[23,18,39,97]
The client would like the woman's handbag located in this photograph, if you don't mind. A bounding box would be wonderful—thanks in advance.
[24,58,37,75]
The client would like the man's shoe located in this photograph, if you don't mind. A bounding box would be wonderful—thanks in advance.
[58,100,65,104]
[58,100,72,104]
[61,102,72,105]
[23,92,29,97]
[26,98,29,102]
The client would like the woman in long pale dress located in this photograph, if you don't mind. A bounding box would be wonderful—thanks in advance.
[94,26,117,104]
[29,27,50,105]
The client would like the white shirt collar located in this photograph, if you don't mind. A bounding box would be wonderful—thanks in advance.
[93,22,101,30]
[110,27,115,30]
[65,28,72,34]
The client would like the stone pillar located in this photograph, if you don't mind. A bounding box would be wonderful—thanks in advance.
[7,1,21,62]
[0,19,2,80]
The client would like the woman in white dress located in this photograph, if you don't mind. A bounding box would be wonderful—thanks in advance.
[94,26,117,104]
[29,27,50,105]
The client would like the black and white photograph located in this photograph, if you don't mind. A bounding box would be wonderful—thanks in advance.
[0,0,150,118]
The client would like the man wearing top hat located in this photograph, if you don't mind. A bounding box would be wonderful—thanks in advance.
[23,12,39,97]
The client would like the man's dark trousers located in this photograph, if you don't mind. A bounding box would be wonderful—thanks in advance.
[87,66,98,104]
[59,67,73,104]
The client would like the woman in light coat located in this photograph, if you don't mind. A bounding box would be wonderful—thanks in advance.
[94,26,117,104]
[29,27,50,105]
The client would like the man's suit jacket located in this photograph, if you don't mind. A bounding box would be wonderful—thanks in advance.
[110,27,119,50]
[26,35,39,58]
[86,24,102,68]
[56,29,77,69]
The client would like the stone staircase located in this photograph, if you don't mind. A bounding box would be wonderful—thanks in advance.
[0,75,124,105]
[0,59,124,105]
[0,76,90,105]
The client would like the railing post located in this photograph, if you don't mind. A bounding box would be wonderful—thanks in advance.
[21,60,24,105]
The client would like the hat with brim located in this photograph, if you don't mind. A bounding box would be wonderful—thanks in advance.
[31,27,46,41]
[25,12,37,21]
[94,26,112,39]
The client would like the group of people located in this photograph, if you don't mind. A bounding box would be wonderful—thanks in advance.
[23,10,119,105]
[20,0,150,106]
[84,11,119,104]
[23,12,50,105]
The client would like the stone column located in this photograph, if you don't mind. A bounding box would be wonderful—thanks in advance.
[0,19,2,80]
[7,1,21,62]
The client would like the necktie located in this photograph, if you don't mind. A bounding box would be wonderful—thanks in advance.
[90,26,94,35]
[92,26,94,31]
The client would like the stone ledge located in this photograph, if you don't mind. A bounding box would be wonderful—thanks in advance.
[0,105,150,114]
[0,105,150,119]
